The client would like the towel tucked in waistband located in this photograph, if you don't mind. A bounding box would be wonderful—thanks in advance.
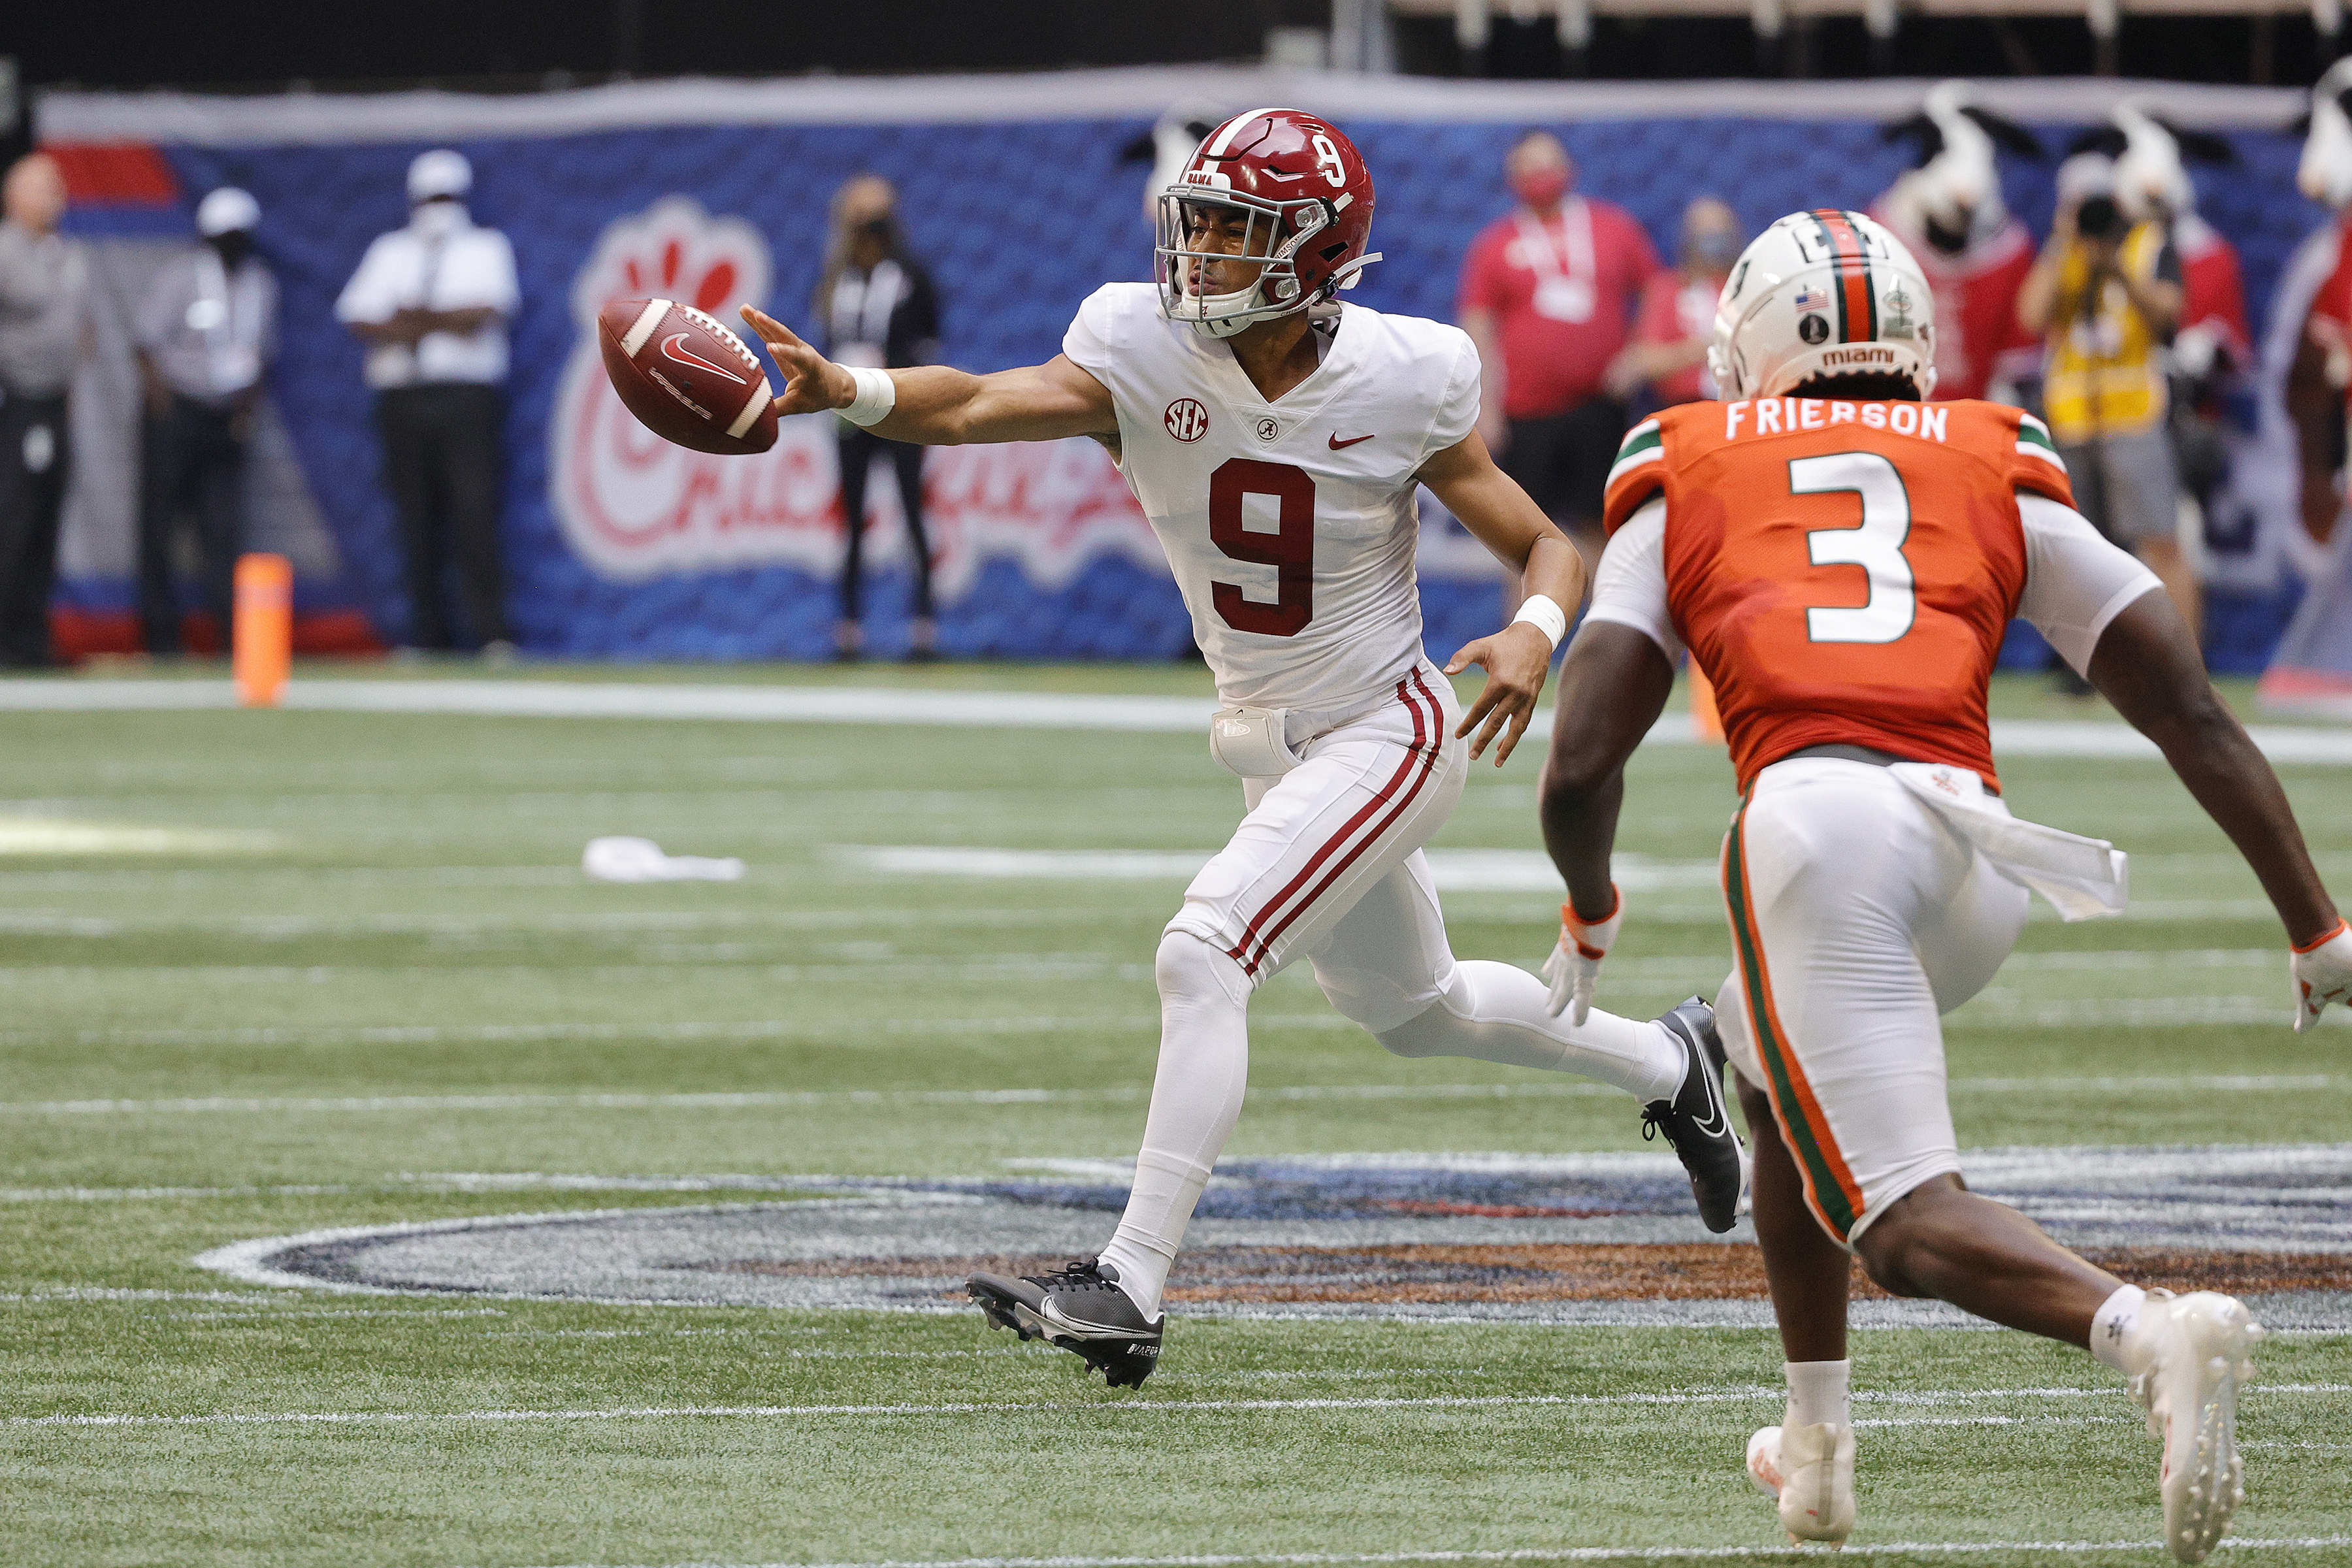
[1888,761,2129,922]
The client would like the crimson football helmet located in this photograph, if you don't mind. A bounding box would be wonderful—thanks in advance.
[1155,107,1382,338]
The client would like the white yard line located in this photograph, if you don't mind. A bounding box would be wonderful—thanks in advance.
[14,1385,2344,1429]
[0,1014,1202,1054]
[5,1072,2341,1120]
[3,679,2347,764]
[488,1539,2352,1568]
[843,847,1720,894]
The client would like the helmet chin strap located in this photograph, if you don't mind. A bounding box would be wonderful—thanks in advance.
[1329,252,1384,291]
[1190,307,1258,340]
[1187,250,1385,338]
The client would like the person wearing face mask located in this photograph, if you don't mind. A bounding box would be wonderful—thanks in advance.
[133,188,278,658]
[0,153,90,668]
[1609,197,1742,411]
[336,149,520,659]
[1456,130,1661,563]
[816,174,943,662]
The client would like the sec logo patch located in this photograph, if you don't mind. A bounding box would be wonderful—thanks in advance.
[1165,399,1209,442]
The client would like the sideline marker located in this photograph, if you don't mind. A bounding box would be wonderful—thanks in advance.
[233,553,291,708]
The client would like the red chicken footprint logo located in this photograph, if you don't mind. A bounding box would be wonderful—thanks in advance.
[553,197,836,580]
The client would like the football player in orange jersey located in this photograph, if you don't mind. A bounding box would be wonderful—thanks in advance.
[1535,210,2352,1563]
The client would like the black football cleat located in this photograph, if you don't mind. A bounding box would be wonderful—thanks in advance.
[1642,996,1746,1233]
[968,1255,1164,1388]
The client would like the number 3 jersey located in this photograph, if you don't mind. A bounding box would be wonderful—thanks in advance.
[1593,396,2160,792]
[1062,282,1482,717]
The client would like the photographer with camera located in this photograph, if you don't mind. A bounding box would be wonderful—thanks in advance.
[2017,155,2193,659]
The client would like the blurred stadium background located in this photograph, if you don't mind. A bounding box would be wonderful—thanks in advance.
[0,7,2343,672]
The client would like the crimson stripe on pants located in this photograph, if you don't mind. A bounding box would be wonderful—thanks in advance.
[1226,668,1446,977]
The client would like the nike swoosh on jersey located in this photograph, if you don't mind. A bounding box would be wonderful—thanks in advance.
[1328,433,1376,449]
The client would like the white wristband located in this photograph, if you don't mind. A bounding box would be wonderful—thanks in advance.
[1511,593,1568,652]
[839,365,897,427]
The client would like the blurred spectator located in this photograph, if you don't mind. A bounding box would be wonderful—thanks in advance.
[0,153,88,667]
[1609,197,1741,410]
[2018,155,2194,645]
[1457,130,1659,555]
[336,149,519,658]
[819,174,941,662]
[1872,84,2044,404]
[2093,111,2252,553]
[135,187,277,657]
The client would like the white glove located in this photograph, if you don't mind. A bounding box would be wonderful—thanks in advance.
[1541,884,1623,1023]
[2292,919,2352,1034]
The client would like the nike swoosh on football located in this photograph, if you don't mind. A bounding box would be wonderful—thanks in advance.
[660,333,749,386]
[1328,433,1375,449]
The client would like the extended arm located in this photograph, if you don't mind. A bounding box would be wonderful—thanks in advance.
[2014,233,2070,338]
[741,305,1114,446]
[1418,431,1589,764]
[1538,621,1675,922]
[2087,593,2339,949]
[2109,263,2182,343]
[1532,618,1675,1019]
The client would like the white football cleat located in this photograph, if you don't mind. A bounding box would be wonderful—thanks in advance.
[2127,1290,2264,1563]
[1747,1422,1854,1546]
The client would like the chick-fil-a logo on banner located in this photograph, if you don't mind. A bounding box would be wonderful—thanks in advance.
[549,197,1160,593]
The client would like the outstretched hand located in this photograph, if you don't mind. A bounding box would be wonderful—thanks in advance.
[1443,621,1553,766]
[739,306,855,419]
[2293,920,2352,1034]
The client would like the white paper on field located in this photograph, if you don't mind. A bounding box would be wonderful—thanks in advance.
[581,836,746,884]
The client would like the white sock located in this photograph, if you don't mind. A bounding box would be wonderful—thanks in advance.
[1786,1359,1852,1429]
[1096,933,1251,1320]
[1373,959,1686,1103]
[2089,1283,2148,1375]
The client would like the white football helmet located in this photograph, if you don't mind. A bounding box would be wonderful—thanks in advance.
[1708,209,1938,401]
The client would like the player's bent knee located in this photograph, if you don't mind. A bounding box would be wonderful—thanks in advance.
[1156,930,1250,1011]
[1368,967,1473,1058]
[1852,1177,1967,1298]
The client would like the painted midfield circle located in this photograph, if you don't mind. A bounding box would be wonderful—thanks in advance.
[199,1146,2352,1330]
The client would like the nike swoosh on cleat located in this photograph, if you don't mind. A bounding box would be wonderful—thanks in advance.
[1328,433,1375,449]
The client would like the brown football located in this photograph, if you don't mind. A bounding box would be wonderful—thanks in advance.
[596,297,779,455]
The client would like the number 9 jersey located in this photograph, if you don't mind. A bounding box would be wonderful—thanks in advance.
[1598,395,2097,793]
[1062,282,1482,718]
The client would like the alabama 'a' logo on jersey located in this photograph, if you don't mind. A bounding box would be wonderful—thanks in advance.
[1165,399,1209,442]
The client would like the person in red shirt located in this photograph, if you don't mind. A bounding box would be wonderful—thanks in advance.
[1458,130,1661,551]
[1609,197,1742,410]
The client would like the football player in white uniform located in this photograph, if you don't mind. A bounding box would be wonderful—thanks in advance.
[742,108,1742,1387]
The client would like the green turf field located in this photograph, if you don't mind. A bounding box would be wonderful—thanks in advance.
[1,664,2345,1568]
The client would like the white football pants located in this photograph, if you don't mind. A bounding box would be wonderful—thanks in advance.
[1098,664,1687,1316]
[1713,756,2030,1249]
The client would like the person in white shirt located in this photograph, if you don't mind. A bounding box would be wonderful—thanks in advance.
[335,150,519,656]
[135,187,278,657]
[742,108,1743,1390]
